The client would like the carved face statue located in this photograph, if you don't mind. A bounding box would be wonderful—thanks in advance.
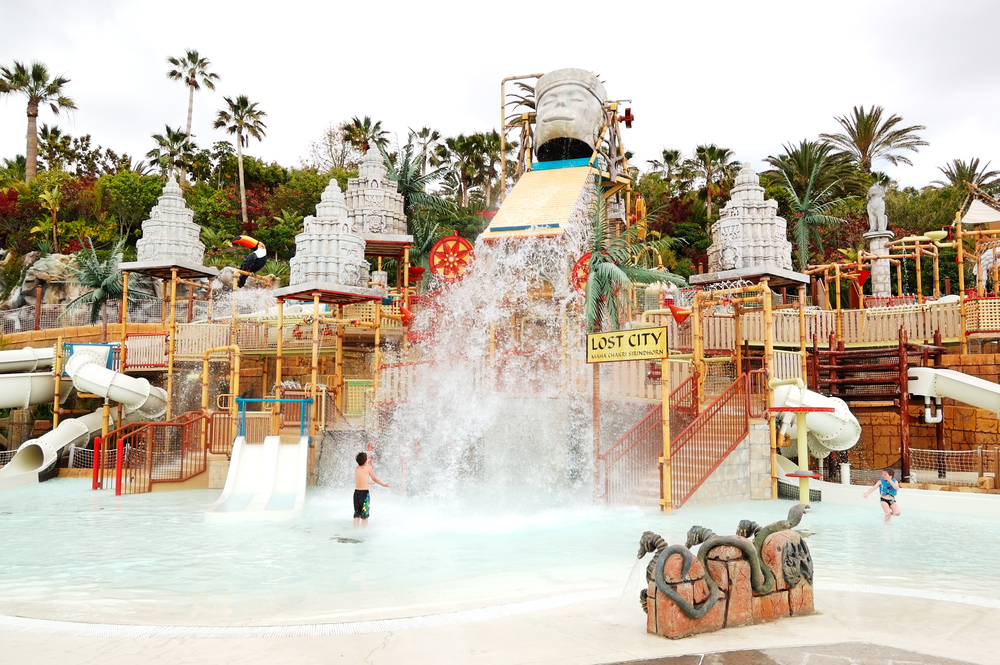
[534,69,607,162]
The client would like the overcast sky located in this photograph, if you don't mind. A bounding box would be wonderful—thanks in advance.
[2,0,998,189]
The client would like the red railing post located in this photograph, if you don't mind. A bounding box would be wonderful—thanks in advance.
[115,433,124,496]
[91,436,102,490]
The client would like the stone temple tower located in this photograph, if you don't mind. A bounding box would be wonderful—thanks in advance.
[288,180,370,288]
[135,175,207,266]
[707,164,793,273]
[345,149,407,240]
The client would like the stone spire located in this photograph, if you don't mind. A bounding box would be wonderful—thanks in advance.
[288,180,370,287]
[135,175,206,265]
[345,150,406,238]
[707,164,792,273]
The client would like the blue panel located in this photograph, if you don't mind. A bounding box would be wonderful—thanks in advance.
[531,158,592,171]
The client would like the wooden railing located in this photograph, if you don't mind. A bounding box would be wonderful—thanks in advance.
[669,373,751,509]
[123,333,167,369]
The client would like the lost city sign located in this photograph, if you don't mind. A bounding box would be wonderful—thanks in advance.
[585,327,668,364]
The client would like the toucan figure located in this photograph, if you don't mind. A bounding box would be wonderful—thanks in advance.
[231,235,267,287]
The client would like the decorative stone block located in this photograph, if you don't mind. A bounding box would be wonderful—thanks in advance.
[345,150,407,241]
[288,179,371,288]
[662,552,705,583]
[726,559,753,628]
[706,560,728,594]
[653,581,726,639]
[751,590,790,622]
[788,581,814,616]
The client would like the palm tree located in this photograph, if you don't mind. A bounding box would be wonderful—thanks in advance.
[377,138,452,219]
[213,95,267,226]
[690,144,737,218]
[932,158,1000,192]
[819,105,927,173]
[409,126,442,176]
[147,124,197,179]
[166,49,219,185]
[37,185,61,252]
[646,148,682,182]
[62,238,155,342]
[765,140,863,200]
[476,130,513,208]
[773,162,852,271]
[343,116,389,154]
[435,134,483,208]
[0,155,26,187]
[0,60,76,184]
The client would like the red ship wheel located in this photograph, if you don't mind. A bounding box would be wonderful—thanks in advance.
[572,252,591,295]
[429,233,475,283]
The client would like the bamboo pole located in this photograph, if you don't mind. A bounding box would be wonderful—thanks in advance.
[660,351,671,513]
[733,302,742,377]
[309,294,320,484]
[53,335,62,428]
[798,284,808,379]
[957,213,968,354]
[834,263,842,343]
[915,240,923,303]
[336,305,344,413]
[761,279,777,499]
[166,269,178,420]
[691,293,705,405]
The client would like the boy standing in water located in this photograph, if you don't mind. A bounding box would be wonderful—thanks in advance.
[354,452,389,527]
[863,468,901,522]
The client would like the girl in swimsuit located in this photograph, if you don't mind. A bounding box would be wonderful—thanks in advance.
[863,468,901,522]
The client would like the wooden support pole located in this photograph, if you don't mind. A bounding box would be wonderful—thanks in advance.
[660,352,671,513]
[309,294,320,485]
[899,326,911,481]
[166,269,178,420]
[336,305,344,413]
[276,299,284,390]
[957,214,968,354]
[798,284,808,380]
[762,279,776,498]
[53,335,62,429]
[834,263,842,343]
[915,240,923,303]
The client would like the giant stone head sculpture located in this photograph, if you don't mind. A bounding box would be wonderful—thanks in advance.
[534,68,607,162]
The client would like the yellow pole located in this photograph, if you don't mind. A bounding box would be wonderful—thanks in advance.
[762,279,777,498]
[276,299,284,388]
[166,269,178,419]
[834,264,842,343]
[796,411,809,504]
[933,246,941,298]
[798,284,808,379]
[660,351,672,513]
[691,293,705,405]
[310,294,320,484]
[733,302,742,377]
[915,240,923,304]
[230,350,240,443]
[373,297,382,397]
[958,214,968,354]
[120,271,129,348]
[53,335,62,428]
[336,305,344,413]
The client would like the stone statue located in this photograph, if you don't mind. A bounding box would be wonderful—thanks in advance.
[867,183,888,233]
[534,68,607,162]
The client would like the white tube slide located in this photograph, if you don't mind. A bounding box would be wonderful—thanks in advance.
[0,347,58,409]
[0,346,53,373]
[909,367,1000,415]
[772,384,862,459]
[0,345,168,492]
[63,349,167,419]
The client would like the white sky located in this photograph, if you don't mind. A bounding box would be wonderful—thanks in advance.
[2,0,998,189]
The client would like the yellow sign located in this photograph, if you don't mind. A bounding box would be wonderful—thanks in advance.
[586,327,668,363]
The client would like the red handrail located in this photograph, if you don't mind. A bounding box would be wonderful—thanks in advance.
[669,373,751,509]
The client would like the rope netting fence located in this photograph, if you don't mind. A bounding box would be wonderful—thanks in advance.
[910,447,999,488]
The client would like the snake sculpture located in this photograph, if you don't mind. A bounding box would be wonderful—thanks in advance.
[638,504,810,618]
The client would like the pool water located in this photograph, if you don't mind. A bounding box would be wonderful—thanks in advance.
[1,478,998,625]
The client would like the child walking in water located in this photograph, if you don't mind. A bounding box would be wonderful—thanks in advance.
[354,452,389,527]
[863,468,901,522]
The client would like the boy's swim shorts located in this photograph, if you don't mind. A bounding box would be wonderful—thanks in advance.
[353,489,370,519]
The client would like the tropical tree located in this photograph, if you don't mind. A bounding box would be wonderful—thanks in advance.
[435,134,482,208]
[62,238,154,342]
[166,49,220,185]
[37,185,61,252]
[409,126,442,176]
[773,159,853,271]
[819,105,928,173]
[690,144,737,218]
[377,138,452,219]
[765,140,863,201]
[37,124,74,171]
[0,60,76,184]
[932,158,1000,192]
[475,130,514,207]
[646,148,682,182]
[343,116,389,154]
[0,155,26,187]
[147,124,197,179]
[213,95,267,226]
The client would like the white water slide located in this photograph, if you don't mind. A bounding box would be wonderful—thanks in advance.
[772,384,863,458]
[204,435,309,523]
[0,345,168,492]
